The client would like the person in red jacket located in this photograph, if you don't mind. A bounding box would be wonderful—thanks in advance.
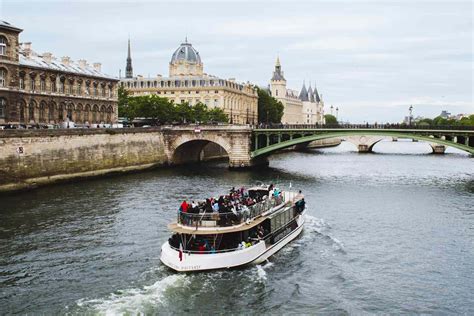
[180,200,188,213]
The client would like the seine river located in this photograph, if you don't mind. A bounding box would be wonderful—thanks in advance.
[1,140,473,314]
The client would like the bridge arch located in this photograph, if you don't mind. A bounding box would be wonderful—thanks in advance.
[172,139,229,165]
[251,131,474,158]
[168,133,233,165]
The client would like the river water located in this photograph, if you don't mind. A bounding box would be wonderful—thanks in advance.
[1,140,473,314]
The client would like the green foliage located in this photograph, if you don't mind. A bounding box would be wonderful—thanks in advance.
[416,114,474,127]
[117,88,228,125]
[257,88,284,124]
[324,114,338,125]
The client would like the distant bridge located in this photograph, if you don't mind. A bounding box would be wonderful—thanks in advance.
[251,125,474,158]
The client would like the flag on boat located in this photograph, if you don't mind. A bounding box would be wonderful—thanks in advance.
[178,243,183,261]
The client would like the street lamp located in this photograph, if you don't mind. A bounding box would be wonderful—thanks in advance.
[408,105,413,126]
[330,105,334,115]
[336,107,339,120]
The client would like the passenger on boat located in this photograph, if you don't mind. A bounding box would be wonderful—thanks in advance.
[295,198,306,213]
[180,200,188,213]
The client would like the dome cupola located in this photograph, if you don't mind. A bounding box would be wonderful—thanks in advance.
[169,39,204,77]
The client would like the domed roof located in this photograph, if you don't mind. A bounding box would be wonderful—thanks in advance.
[170,40,202,64]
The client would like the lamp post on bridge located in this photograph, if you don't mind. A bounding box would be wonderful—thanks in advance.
[409,105,413,126]
[330,105,334,116]
[336,107,339,120]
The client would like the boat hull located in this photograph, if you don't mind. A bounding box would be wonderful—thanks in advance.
[160,212,305,272]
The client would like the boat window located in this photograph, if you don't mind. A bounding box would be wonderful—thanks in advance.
[276,213,281,229]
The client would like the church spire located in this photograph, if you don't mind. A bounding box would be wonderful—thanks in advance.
[271,56,285,81]
[125,37,133,78]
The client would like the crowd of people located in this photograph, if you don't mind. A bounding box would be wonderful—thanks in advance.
[178,185,280,226]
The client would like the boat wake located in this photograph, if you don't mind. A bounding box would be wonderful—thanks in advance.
[303,214,346,254]
[76,273,187,315]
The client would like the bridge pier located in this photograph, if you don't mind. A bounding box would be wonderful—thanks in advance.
[344,136,386,153]
[430,143,446,154]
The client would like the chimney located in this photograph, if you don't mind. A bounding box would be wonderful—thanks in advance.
[43,52,53,64]
[22,42,32,58]
[93,62,101,72]
[61,56,71,66]
[78,59,87,68]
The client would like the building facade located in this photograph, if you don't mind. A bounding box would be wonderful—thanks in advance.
[269,57,325,124]
[120,40,258,125]
[0,21,119,126]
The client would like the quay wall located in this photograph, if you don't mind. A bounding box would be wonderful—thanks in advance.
[0,129,168,192]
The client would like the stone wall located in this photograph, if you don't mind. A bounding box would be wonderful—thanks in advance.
[0,129,168,192]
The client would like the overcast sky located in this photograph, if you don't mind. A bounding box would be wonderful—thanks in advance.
[1,0,472,122]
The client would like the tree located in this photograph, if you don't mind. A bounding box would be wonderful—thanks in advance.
[118,85,134,121]
[173,102,192,123]
[257,87,284,124]
[191,102,209,123]
[324,114,338,125]
[208,107,228,123]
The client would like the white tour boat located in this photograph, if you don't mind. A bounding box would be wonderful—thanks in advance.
[160,185,306,272]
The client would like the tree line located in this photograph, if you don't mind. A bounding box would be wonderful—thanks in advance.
[416,115,474,127]
[118,86,228,125]
[118,86,287,125]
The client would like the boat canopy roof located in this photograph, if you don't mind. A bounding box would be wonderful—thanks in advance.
[168,216,268,235]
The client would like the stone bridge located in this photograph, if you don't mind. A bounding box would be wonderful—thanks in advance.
[0,125,473,192]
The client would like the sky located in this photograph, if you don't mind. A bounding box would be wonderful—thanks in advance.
[1,0,472,123]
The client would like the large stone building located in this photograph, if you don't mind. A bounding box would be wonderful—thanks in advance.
[0,21,118,126]
[269,57,325,124]
[120,39,258,124]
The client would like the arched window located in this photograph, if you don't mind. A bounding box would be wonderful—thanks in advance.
[76,104,83,123]
[0,36,6,56]
[28,101,36,121]
[19,101,26,123]
[39,101,46,122]
[0,98,6,118]
[106,105,112,123]
[66,103,73,121]
[48,103,55,122]
[58,102,64,120]
[92,105,98,123]
[100,105,106,122]
[0,68,6,87]
[84,104,90,123]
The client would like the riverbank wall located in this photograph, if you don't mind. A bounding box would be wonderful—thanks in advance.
[0,129,169,192]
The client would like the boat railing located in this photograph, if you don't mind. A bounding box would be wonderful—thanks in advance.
[177,194,291,228]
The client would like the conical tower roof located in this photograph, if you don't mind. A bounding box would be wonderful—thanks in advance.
[299,82,309,101]
[308,83,315,102]
[314,85,321,102]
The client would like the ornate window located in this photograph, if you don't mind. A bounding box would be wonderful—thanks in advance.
[99,105,105,122]
[0,68,6,87]
[39,102,46,122]
[84,104,90,123]
[0,36,6,56]
[48,103,55,121]
[58,103,64,120]
[92,105,98,123]
[76,104,83,123]
[51,77,57,92]
[0,98,6,117]
[29,101,35,121]
[30,76,36,91]
[66,103,73,120]
[40,77,46,91]
[59,78,65,93]
[85,82,91,95]
[76,82,82,95]
[19,75,25,90]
